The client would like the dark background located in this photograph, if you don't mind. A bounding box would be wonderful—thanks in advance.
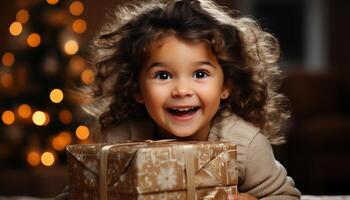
[1,0,350,197]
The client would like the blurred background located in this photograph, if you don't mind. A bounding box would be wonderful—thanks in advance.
[0,0,349,198]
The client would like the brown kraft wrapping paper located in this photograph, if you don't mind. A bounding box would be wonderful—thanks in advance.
[66,140,238,200]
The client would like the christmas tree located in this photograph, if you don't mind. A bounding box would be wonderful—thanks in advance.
[0,0,94,169]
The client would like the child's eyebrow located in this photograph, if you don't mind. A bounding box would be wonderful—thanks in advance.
[146,61,217,71]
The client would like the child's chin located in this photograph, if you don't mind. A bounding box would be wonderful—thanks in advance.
[170,131,198,140]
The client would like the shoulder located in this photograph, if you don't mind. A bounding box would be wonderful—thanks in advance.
[209,113,260,146]
[209,113,268,182]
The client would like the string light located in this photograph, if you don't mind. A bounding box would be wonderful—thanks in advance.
[27,33,41,48]
[75,125,89,140]
[52,131,72,151]
[9,21,23,36]
[81,68,95,85]
[2,52,15,67]
[60,131,72,144]
[32,111,47,126]
[69,55,85,75]
[72,19,87,34]
[58,109,72,124]
[49,88,64,103]
[46,0,59,5]
[43,112,50,126]
[17,104,32,118]
[2,110,15,125]
[41,151,55,166]
[16,9,30,24]
[64,40,79,55]
[0,73,14,88]
[69,1,84,16]
[27,151,41,166]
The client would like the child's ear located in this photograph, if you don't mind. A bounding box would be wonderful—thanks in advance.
[220,84,231,100]
[132,83,144,103]
[133,92,144,103]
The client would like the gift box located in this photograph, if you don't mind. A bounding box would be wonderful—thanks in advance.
[67,140,238,200]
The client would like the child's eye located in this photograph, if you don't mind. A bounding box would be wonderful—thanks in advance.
[193,70,208,79]
[155,71,172,80]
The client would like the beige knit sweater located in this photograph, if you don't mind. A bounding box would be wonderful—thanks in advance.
[100,113,301,200]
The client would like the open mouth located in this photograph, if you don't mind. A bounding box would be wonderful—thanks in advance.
[166,106,200,117]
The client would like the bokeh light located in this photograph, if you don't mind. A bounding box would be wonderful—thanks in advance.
[43,112,50,126]
[52,131,72,151]
[27,33,41,48]
[75,125,89,140]
[58,109,72,124]
[0,73,14,88]
[81,68,95,85]
[2,110,15,125]
[32,111,46,126]
[47,0,59,5]
[72,19,87,34]
[64,40,79,55]
[69,1,84,16]
[41,151,55,166]
[16,9,30,24]
[2,52,15,67]
[27,151,41,166]
[9,21,23,36]
[17,104,32,118]
[49,88,64,103]
[69,55,85,75]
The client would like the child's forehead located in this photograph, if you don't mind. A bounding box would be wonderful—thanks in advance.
[149,34,208,49]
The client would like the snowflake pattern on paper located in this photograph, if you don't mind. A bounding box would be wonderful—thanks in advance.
[82,169,96,187]
[156,167,177,190]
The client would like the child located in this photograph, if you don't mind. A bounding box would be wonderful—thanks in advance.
[58,0,301,199]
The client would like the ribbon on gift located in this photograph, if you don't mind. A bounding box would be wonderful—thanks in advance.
[200,187,238,200]
[99,140,198,200]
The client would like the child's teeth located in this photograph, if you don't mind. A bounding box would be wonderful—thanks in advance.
[175,107,192,111]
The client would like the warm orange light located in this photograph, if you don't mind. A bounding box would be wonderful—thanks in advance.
[49,88,64,103]
[17,104,32,118]
[2,110,15,125]
[41,151,55,166]
[27,151,41,166]
[43,112,50,125]
[72,19,87,34]
[9,21,23,36]
[52,131,72,151]
[47,0,59,5]
[81,69,95,85]
[52,135,66,151]
[69,55,85,75]
[2,52,15,67]
[0,73,14,88]
[60,131,72,145]
[16,9,30,24]
[75,125,89,140]
[27,33,41,48]
[32,111,46,126]
[69,1,84,16]
[58,109,72,124]
[64,40,79,55]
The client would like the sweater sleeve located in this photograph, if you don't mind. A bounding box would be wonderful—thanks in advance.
[240,133,301,199]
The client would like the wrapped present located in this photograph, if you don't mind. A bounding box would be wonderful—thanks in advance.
[67,140,238,200]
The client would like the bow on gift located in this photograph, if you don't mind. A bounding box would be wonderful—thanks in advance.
[99,140,236,200]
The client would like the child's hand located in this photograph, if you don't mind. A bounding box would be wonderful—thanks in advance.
[227,193,258,200]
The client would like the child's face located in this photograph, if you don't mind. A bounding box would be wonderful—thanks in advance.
[136,35,229,140]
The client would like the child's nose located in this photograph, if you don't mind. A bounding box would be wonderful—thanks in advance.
[171,79,193,98]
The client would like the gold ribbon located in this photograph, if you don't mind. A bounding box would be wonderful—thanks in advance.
[183,145,196,200]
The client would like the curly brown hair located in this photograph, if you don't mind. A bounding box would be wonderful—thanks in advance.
[84,0,289,144]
